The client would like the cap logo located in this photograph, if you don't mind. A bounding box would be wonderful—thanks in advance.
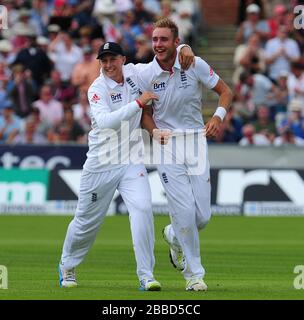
[104,43,110,50]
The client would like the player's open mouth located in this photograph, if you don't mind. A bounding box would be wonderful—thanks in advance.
[155,49,166,54]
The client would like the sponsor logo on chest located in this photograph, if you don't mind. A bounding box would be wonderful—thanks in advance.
[110,92,123,103]
[152,81,166,92]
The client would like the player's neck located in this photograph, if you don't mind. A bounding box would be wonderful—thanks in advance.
[111,74,124,84]
[157,52,177,72]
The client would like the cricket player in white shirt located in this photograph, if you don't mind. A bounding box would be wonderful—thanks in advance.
[58,41,194,291]
[139,18,233,291]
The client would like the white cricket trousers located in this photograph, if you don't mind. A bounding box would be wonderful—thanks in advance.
[60,164,155,281]
[157,161,211,281]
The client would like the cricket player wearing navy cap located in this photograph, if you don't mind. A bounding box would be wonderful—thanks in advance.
[58,41,195,291]
[139,18,233,291]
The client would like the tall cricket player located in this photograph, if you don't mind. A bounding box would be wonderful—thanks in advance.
[139,18,233,291]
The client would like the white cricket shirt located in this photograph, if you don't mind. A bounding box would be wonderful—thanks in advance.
[84,63,144,172]
[137,55,219,131]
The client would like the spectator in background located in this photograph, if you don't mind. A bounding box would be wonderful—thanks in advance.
[11,23,37,53]
[71,91,91,132]
[13,32,53,87]
[238,71,278,111]
[235,4,270,45]
[119,10,143,62]
[159,1,193,44]
[278,99,304,139]
[36,36,51,53]
[14,115,47,145]
[55,108,85,143]
[69,0,94,31]
[115,0,133,17]
[237,0,265,25]
[214,106,244,143]
[8,64,37,119]
[31,0,50,36]
[51,0,76,20]
[269,70,290,117]
[93,0,117,18]
[48,69,76,106]
[287,62,304,105]
[287,97,304,119]
[285,10,304,57]
[48,30,83,82]
[0,82,8,108]
[273,127,304,146]
[144,0,161,17]
[13,8,39,39]
[89,37,105,73]
[265,25,300,82]
[93,0,121,43]
[47,24,61,42]
[26,107,56,143]
[0,61,10,85]
[133,0,154,25]
[0,102,21,144]
[55,124,73,143]
[0,39,15,65]
[32,84,63,126]
[252,104,277,142]
[77,25,93,47]
[173,0,195,44]
[233,32,266,84]
[239,123,271,146]
[133,34,154,64]
[160,0,173,19]
[267,4,287,39]
[71,45,99,94]
[91,38,105,60]
[0,0,19,40]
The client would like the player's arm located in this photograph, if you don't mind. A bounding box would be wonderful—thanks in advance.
[193,57,233,139]
[141,105,156,136]
[205,79,233,139]
[177,44,195,70]
[88,87,157,130]
[141,107,171,144]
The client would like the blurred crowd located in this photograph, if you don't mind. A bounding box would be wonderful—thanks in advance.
[0,0,201,145]
[221,0,304,146]
[1,0,304,147]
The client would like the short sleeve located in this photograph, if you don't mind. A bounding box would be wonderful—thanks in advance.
[193,57,219,89]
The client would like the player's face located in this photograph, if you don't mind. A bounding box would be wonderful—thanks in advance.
[152,27,179,65]
[100,54,126,82]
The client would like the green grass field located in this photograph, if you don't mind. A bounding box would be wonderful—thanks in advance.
[0,215,303,300]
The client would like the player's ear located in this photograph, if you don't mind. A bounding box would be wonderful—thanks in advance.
[122,56,126,64]
[175,37,180,47]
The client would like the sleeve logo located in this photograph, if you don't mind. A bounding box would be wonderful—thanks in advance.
[210,67,214,77]
[91,93,101,103]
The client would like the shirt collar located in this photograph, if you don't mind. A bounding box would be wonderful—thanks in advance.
[152,54,181,76]
[100,65,129,89]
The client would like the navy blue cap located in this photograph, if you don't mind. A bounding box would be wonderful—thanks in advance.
[97,42,124,59]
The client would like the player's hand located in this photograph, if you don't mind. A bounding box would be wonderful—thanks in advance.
[152,128,172,145]
[138,91,158,106]
[178,45,195,70]
[205,116,222,139]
